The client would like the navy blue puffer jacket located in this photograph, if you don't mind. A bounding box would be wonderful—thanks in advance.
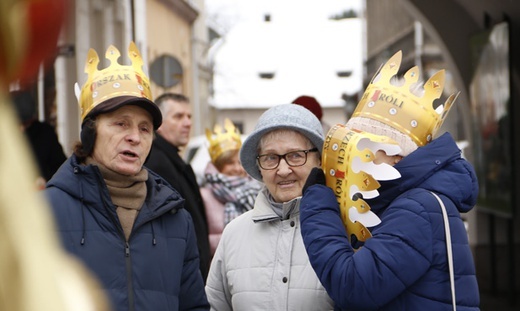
[300,133,480,310]
[45,155,209,311]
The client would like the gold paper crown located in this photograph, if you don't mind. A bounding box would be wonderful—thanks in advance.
[206,118,242,163]
[322,124,401,248]
[75,42,152,121]
[352,50,458,147]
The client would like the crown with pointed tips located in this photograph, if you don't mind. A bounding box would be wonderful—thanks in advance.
[76,42,153,121]
[352,50,457,147]
[322,124,401,248]
[206,118,242,163]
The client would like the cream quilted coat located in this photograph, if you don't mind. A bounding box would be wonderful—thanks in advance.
[205,189,334,311]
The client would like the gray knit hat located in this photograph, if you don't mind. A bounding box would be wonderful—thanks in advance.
[240,104,324,181]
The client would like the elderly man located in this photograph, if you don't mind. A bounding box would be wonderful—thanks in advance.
[44,43,209,311]
[146,93,211,281]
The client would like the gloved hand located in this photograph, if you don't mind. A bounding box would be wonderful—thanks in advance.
[302,167,326,195]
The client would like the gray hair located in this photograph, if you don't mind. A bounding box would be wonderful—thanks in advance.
[155,93,190,116]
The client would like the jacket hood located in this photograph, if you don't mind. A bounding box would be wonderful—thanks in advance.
[367,132,478,214]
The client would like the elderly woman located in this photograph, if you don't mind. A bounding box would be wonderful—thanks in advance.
[205,104,334,310]
[201,118,262,256]
[44,43,209,311]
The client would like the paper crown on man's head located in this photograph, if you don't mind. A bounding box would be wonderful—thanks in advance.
[348,50,458,154]
[74,42,160,127]
[206,118,242,164]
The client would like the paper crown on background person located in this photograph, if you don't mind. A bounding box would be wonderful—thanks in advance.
[206,118,242,164]
[348,50,458,153]
[74,42,153,122]
[321,124,402,248]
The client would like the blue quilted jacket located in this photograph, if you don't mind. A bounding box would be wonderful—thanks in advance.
[300,133,480,310]
[45,155,209,311]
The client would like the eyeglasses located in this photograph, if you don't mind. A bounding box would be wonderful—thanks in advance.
[256,148,318,170]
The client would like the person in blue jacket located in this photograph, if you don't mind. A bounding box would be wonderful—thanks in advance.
[299,51,480,310]
[44,42,209,311]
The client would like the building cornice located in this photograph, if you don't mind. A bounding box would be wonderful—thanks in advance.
[158,0,199,23]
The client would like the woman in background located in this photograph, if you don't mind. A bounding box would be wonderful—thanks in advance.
[201,118,261,256]
[205,105,334,310]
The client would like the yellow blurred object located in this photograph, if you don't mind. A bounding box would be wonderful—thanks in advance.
[0,0,27,86]
[0,0,110,310]
[0,93,111,310]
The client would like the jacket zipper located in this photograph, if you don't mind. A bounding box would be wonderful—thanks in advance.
[95,173,136,311]
[125,241,135,311]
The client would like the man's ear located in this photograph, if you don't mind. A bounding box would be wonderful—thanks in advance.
[80,117,97,155]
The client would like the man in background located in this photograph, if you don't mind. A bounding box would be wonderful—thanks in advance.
[146,93,211,281]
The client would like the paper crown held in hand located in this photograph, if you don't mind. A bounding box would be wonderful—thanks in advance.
[322,124,402,247]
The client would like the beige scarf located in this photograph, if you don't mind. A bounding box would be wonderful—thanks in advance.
[86,157,148,241]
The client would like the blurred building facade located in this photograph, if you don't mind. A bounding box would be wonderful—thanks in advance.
[37,0,214,155]
[205,1,363,135]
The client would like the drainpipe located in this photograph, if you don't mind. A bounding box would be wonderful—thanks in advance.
[133,0,147,63]
[414,21,423,70]
[191,30,201,136]
[37,64,45,121]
